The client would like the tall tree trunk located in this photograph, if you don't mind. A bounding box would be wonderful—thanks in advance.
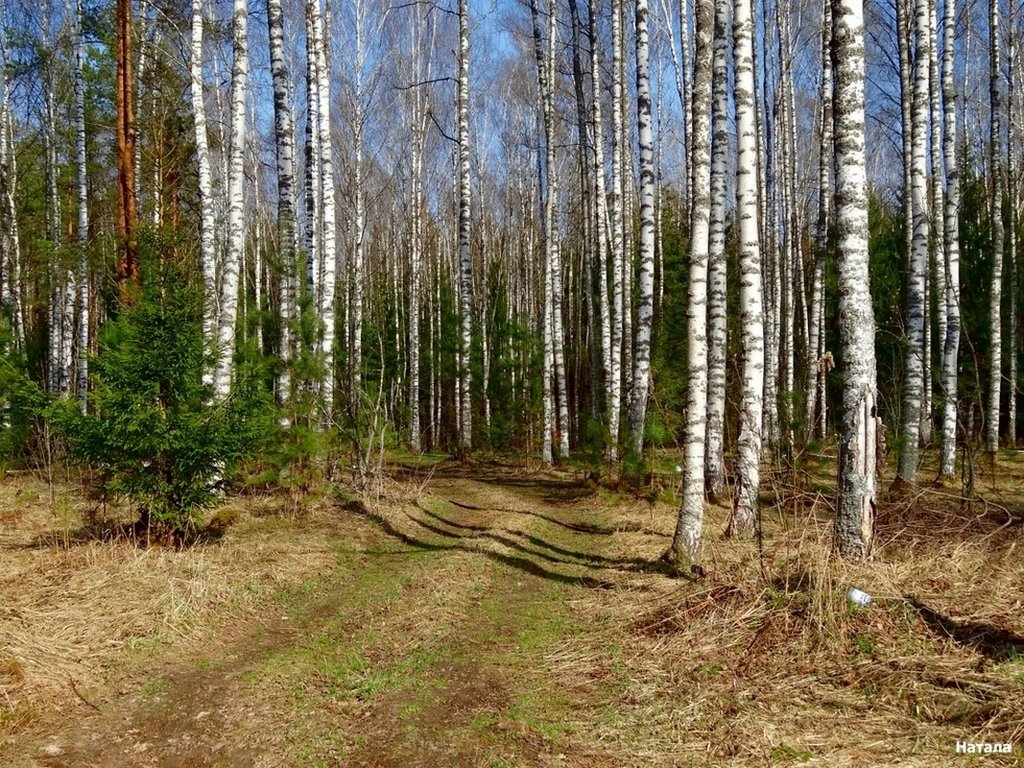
[408,8,432,451]
[115,0,138,294]
[608,0,626,462]
[588,1,614,445]
[192,0,218,391]
[1008,6,1019,447]
[42,3,68,396]
[533,0,564,462]
[925,0,944,446]
[0,18,23,349]
[986,0,1003,454]
[832,0,876,558]
[304,6,320,297]
[212,0,248,398]
[267,0,297,406]
[805,0,831,443]
[895,0,930,484]
[457,0,473,455]
[939,0,961,479]
[705,0,729,500]
[628,0,657,457]
[74,0,89,409]
[668,0,714,566]
[309,0,337,419]
[728,0,764,537]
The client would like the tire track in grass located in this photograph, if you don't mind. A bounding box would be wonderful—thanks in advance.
[18,469,664,768]
[24,507,485,768]
[337,476,643,768]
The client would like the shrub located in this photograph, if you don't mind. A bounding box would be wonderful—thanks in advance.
[52,254,272,540]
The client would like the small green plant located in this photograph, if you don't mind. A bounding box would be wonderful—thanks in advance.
[771,744,813,762]
[51,248,272,541]
[853,633,877,656]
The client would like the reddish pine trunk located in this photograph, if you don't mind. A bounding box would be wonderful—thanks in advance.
[116,0,138,295]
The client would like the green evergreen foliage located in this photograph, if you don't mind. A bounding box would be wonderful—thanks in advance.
[650,186,688,446]
[51,249,272,538]
[0,320,47,461]
[249,268,336,500]
[866,192,906,429]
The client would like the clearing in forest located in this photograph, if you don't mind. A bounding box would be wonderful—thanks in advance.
[2,457,1024,767]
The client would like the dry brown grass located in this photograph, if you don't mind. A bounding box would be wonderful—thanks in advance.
[3,457,1024,766]
[0,474,343,736]
[544,464,1024,767]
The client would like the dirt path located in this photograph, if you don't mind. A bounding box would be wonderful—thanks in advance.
[8,465,672,768]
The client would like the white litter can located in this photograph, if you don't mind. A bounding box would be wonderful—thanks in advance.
[847,587,872,607]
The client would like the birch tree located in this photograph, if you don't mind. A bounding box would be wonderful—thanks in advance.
[628,0,658,457]
[310,0,337,417]
[212,0,248,398]
[727,0,765,538]
[74,0,88,408]
[805,0,831,443]
[457,0,473,454]
[833,0,876,558]
[704,0,729,499]
[191,0,217,390]
[895,0,929,485]
[1007,1,1018,446]
[407,6,434,451]
[0,7,22,349]
[939,0,960,479]
[609,0,626,461]
[986,0,1003,454]
[668,0,714,567]
[588,2,613,438]
[267,0,297,404]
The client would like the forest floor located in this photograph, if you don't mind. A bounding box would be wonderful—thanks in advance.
[2,454,1024,767]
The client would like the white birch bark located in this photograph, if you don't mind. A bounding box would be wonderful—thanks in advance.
[74,0,88,409]
[939,0,960,479]
[309,0,336,417]
[41,3,68,396]
[212,0,248,399]
[705,0,729,499]
[588,3,613,433]
[348,0,368,405]
[267,0,297,405]
[533,0,556,463]
[832,0,876,559]
[0,54,23,349]
[728,0,764,537]
[895,0,929,484]
[408,8,433,451]
[304,6,321,302]
[457,0,473,454]
[779,3,798,451]
[608,0,626,462]
[628,0,657,457]
[545,0,569,458]
[1008,14,1018,446]
[926,0,944,446]
[805,0,831,442]
[669,0,713,566]
[986,0,1003,453]
[192,0,218,391]
[542,232,555,466]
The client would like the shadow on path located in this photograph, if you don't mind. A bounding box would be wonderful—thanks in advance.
[343,499,658,591]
